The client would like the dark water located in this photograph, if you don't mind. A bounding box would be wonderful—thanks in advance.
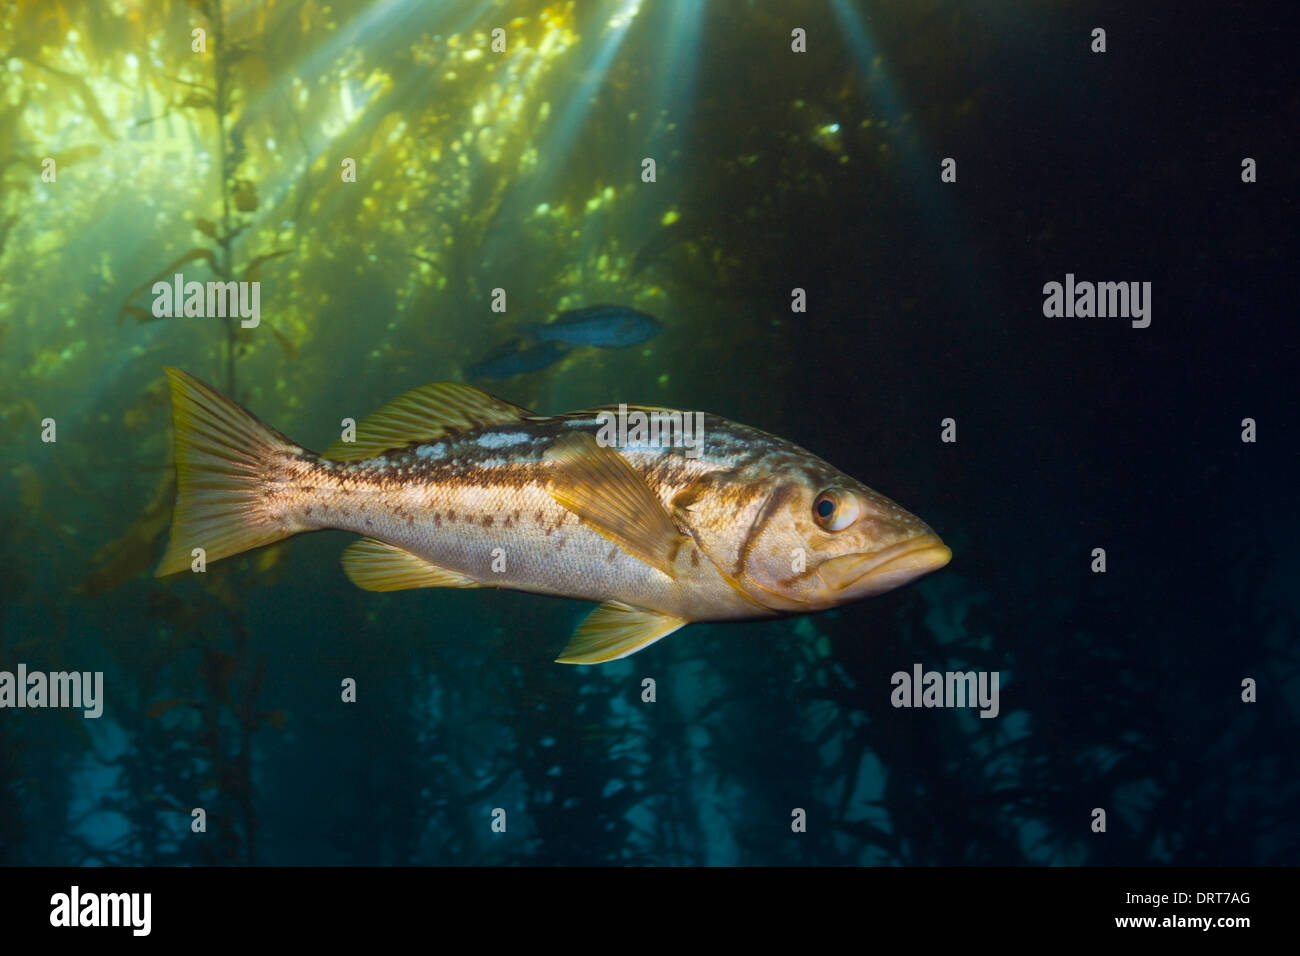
[0,0,1295,866]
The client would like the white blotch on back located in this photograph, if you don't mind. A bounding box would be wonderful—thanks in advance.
[416,443,447,459]
[476,432,531,449]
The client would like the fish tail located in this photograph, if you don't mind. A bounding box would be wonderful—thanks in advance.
[155,367,303,576]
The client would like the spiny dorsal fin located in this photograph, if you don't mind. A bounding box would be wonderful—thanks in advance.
[556,602,689,664]
[342,537,484,591]
[324,383,532,462]
[544,432,686,579]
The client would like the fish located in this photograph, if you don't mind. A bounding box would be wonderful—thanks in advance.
[155,369,951,664]
[466,338,570,380]
[519,305,661,349]
[468,305,660,378]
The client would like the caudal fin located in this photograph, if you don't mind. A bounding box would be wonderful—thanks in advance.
[155,367,304,576]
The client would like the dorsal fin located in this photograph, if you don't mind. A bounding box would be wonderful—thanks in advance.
[559,404,680,419]
[324,383,532,461]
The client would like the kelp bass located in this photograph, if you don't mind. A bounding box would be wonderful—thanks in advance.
[156,369,950,663]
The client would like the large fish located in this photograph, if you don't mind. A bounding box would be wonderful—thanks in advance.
[156,369,951,663]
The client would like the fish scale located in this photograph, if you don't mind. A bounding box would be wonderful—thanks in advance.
[290,422,762,619]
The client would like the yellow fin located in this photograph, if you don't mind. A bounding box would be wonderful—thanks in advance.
[342,537,483,591]
[544,432,685,578]
[324,383,532,462]
[556,602,689,664]
[156,368,302,576]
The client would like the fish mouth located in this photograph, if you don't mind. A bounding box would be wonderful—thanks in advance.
[818,533,952,595]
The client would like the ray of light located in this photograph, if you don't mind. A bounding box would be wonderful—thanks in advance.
[828,0,980,290]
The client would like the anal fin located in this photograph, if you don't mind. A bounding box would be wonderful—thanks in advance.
[556,602,689,664]
[342,537,483,591]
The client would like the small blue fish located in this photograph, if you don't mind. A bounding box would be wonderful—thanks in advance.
[467,339,570,380]
[520,305,661,349]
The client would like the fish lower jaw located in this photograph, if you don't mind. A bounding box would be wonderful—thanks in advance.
[817,534,952,599]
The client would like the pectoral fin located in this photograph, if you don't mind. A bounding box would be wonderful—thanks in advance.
[342,537,483,591]
[556,602,689,664]
[544,432,686,578]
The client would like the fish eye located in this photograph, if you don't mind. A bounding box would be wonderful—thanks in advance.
[813,490,860,532]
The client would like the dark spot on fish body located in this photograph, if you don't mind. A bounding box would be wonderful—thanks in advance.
[534,510,544,524]
[556,539,565,550]
[503,516,513,528]
[512,510,521,522]
[690,550,700,567]
[483,515,494,528]
[434,513,442,526]
[607,546,618,562]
